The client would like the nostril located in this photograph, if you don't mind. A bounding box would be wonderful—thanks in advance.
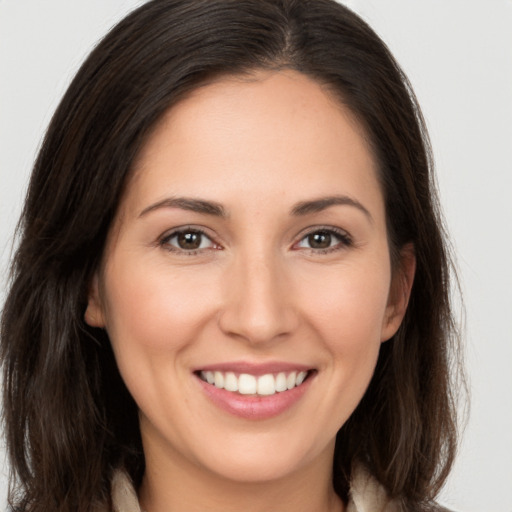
[216,305,298,345]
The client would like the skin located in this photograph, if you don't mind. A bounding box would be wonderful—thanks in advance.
[86,70,415,512]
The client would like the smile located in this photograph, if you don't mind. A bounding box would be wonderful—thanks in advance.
[195,364,316,420]
[198,370,309,396]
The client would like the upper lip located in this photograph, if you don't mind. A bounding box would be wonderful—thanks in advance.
[194,361,313,376]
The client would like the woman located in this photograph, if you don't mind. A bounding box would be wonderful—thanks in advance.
[1,1,460,511]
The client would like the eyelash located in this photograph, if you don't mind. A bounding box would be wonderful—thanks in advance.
[158,226,353,255]
[159,227,217,256]
[293,226,353,254]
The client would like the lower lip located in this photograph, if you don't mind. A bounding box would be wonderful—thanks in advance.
[197,374,314,420]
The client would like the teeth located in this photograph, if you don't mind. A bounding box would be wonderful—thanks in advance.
[286,371,297,390]
[224,372,238,392]
[296,371,307,385]
[238,373,257,394]
[199,370,309,396]
[257,374,276,395]
[214,371,224,388]
[275,372,287,392]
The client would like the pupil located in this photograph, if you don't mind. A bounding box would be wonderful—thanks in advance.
[309,231,331,249]
[178,232,201,250]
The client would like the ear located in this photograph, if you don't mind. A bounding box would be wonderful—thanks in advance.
[381,243,416,342]
[84,273,106,328]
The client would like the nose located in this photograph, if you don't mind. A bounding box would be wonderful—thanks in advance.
[217,251,298,345]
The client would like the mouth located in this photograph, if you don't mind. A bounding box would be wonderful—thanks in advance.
[193,362,316,419]
[195,369,315,397]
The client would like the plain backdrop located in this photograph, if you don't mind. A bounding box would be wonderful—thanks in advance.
[1,1,511,511]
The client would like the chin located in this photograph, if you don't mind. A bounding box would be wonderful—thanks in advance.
[189,431,333,485]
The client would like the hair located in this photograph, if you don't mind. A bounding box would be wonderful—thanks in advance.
[1,1,461,511]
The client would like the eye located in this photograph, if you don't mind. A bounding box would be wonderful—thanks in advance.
[161,228,217,252]
[295,228,352,252]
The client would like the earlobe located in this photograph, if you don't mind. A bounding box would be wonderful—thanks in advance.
[84,274,106,328]
[381,243,416,342]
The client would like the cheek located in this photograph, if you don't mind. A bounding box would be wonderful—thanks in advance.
[98,261,222,424]
[298,263,390,424]
[101,260,219,359]
[297,260,391,352]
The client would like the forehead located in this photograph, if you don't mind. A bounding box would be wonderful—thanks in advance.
[123,70,382,220]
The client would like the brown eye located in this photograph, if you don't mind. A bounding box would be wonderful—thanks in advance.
[177,231,203,250]
[162,229,215,252]
[295,228,352,252]
[307,231,332,249]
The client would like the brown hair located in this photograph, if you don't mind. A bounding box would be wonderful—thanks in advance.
[1,1,461,511]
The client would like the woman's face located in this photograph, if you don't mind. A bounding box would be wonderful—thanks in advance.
[86,70,413,484]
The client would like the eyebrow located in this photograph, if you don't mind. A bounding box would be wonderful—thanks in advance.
[291,195,373,222]
[138,194,372,222]
[139,197,227,218]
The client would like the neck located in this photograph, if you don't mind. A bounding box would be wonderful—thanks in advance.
[138,435,344,512]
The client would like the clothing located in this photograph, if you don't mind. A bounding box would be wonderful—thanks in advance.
[346,466,400,512]
[109,465,400,512]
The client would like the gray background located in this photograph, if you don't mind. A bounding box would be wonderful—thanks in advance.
[1,1,511,510]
